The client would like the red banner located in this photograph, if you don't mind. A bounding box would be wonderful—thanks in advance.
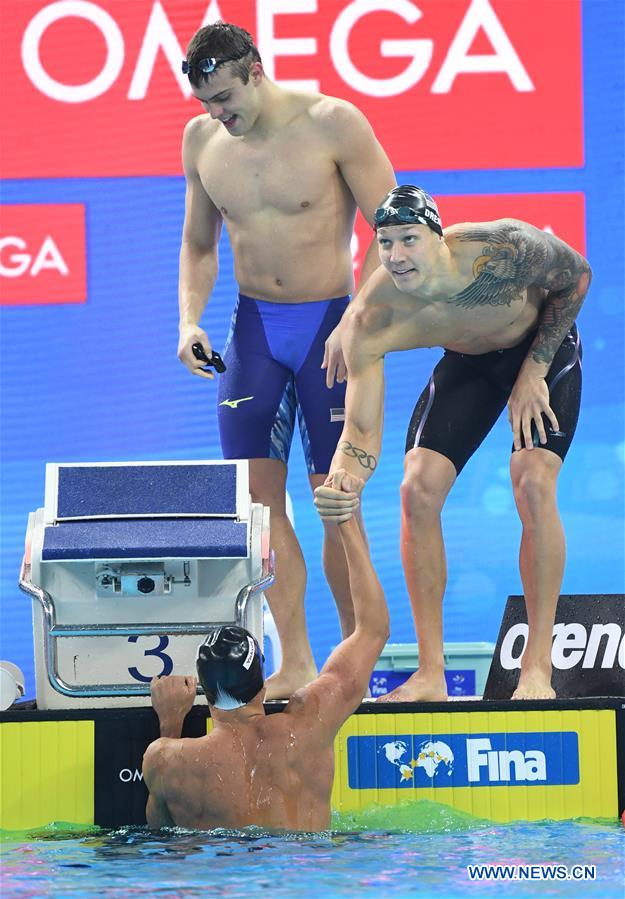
[0,0,583,177]
[0,205,87,306]
[352,192,586,276]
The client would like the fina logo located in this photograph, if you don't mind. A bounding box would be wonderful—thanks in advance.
[466,738,545,783]
[382,737,544,783]
[355,731,580,789]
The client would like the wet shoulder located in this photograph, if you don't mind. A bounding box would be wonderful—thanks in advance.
[182,113,221,149]
[308,94,364,141]
[445,219,527,249]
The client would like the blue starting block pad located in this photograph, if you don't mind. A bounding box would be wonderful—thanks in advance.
[22,460,273,709]
[54,463,238,519]
[42,518,248,561]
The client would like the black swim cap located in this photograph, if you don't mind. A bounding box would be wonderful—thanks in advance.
[374,186,443,236]
[196,626,265,709]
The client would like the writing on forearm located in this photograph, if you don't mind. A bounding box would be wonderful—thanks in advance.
[338,440,377,471]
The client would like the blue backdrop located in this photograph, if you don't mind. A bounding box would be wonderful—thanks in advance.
[1,1,623,696]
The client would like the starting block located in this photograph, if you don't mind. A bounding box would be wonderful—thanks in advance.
[19,461,273,709]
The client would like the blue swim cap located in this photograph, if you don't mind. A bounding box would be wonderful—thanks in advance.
[374,185,443,236]
[196,626,265,709]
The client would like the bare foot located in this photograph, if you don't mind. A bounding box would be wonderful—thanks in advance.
[264,666,318,701]
[376,671,448,703]
[512,668,555,700]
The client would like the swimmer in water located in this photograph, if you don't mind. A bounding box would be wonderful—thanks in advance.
[314,185,591,702]
[143,478,389,832]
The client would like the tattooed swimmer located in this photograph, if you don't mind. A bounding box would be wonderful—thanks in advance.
[314,185,591,701]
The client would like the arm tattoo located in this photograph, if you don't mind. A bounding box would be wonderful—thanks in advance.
[452,222,592,365]
[338,440,377,471]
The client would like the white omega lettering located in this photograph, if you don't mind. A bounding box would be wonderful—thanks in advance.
[30,236,69,276]
[21,0,534,104]
[119,767,144,782]
[22,0,124,103]
[330,0,432,98]
[499,622,528,669]
[432,0,533,93]
[0,236,69,277]
[129,1,191,100]
[0,237,31,277]
[257,0,319,92]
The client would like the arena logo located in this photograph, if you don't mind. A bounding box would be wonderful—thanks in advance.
[2,0,583,175]
[0,205,86,306]
[500,622,625,671]
[22,0,532,102]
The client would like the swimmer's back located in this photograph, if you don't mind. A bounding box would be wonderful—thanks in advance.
[153,707,335,832]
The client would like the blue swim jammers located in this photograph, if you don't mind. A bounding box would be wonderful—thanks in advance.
[217,294,349,475]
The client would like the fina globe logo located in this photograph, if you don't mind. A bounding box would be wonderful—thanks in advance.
[346,732,580,788]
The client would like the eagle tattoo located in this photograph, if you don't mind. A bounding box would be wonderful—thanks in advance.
[450,227,548,310]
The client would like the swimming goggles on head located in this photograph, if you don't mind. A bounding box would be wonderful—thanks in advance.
[374,204,443,234]
[374,205,423,226]
[182,48,250,76]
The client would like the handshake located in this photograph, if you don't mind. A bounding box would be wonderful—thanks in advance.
[313,468,364,524]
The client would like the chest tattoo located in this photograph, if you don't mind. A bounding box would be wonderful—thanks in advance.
[450,227,547,310]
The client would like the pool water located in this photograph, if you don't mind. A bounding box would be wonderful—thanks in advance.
[1,803,623,898]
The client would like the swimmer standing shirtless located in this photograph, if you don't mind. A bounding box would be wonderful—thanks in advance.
[143,490,388,832]
[314,186,591,701]
[177,23,395,700]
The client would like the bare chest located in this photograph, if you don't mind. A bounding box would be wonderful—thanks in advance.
[389,283,543,354]
[198,132,339,222]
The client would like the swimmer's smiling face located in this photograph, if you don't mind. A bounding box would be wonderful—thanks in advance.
[192,63,263,136]
[377,223,442,292]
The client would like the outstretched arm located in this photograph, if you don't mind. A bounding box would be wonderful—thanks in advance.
[320,99,396,388]
[454,220,591,450]
[315,280,390,522]
[287,498,390,739]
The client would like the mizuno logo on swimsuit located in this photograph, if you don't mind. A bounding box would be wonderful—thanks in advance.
[220,396,254,409]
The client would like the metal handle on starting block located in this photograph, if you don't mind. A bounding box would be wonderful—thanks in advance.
[19,550,275,698]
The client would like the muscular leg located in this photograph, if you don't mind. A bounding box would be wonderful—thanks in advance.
[510,449,563,700]
[378,448,456,702]
[310,473,356,638]
[249,458,317,700]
